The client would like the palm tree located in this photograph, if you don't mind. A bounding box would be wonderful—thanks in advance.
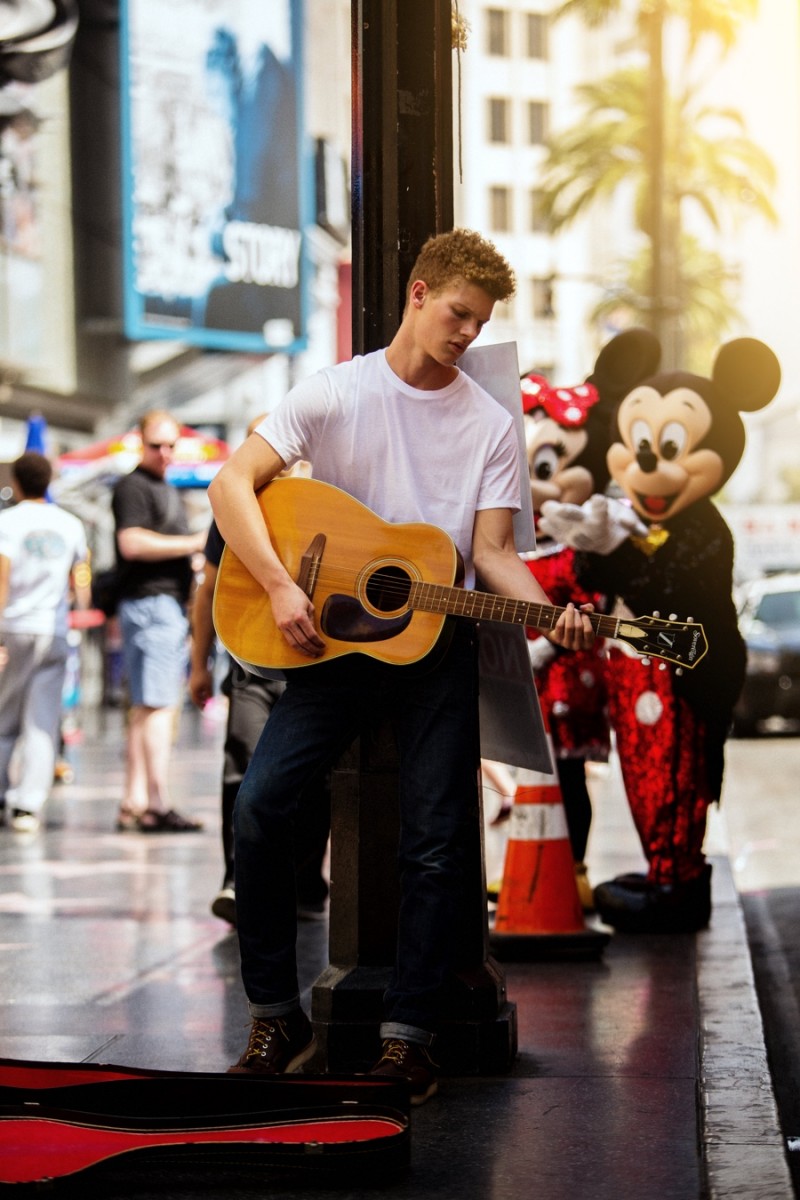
[538,0,773,365]
[556,0,758,49]
[591,233,741,373]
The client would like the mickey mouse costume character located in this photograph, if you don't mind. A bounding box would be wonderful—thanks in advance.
[521,329,660,907]
[540,337,781,932]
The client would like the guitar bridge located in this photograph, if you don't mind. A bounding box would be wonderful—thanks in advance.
[296,533,326,598]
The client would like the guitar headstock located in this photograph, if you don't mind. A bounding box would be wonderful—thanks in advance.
[614,614,708,670]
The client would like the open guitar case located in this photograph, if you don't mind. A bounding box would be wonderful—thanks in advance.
[0,1056,410,1190]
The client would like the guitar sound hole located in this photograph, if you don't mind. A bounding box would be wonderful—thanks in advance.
[365,566,411,612]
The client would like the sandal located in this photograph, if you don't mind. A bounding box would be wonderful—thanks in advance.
[116,808,143,832]
[137,808,204,833]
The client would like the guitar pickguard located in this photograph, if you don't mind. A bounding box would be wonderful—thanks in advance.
[321,594,413,643]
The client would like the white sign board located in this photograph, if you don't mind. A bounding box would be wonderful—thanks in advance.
[719,503,800,580]
[459,341,536,553]
[458,342,551,771]
[477,623,553,773]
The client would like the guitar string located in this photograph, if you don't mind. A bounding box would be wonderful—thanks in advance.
[300,562,554,613]
[292,564,557,631]
[277,563,697,648]
[288,562,687,623]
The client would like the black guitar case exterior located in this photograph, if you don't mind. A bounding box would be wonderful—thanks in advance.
[0,1056,410,1188]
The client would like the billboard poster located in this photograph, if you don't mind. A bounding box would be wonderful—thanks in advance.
[0,74,76,392]
[120,0,308,353]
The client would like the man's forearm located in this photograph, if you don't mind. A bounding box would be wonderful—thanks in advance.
[208,471,290,595]
[117,526,204,562]
[190,578,216,672]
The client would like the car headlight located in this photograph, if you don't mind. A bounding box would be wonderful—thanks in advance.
[746,646,781,674]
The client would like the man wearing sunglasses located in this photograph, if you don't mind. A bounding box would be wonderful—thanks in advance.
[111,410,207,833]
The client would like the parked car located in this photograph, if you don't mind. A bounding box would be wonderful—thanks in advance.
[732,572,800,736]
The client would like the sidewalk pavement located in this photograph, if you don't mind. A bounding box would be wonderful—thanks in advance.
[0,704,793,1199]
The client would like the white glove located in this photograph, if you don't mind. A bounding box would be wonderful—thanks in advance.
[527,636,558,673]
[538,494,648,555]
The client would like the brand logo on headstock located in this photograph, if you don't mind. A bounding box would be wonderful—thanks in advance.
[688,628,703,662]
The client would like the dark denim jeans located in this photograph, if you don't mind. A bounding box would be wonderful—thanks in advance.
[234,622,480,1038]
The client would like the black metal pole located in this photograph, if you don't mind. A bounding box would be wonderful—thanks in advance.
[351,0,454,354]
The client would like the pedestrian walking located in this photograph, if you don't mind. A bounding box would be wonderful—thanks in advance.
[0,452,90,833]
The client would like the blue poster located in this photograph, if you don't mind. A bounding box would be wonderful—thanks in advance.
[120,0,308,353]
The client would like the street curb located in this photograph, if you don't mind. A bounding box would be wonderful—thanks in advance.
[697,855,793,1198]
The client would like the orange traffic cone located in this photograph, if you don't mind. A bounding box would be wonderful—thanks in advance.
[489,750,609,960]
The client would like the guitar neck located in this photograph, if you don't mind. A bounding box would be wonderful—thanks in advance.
[409,581,618,638]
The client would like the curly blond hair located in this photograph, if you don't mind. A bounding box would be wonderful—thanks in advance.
[406,228,516,304]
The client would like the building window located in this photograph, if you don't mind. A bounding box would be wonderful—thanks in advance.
[489,186,512,232]
[529,188,549,233]
[526,13,548,60]
[532,277,554,319]
[487,97,510,143]
[528,100,548,145]
[486,8,510,56]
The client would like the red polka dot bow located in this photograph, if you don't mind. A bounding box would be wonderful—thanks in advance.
[521,373,600,428]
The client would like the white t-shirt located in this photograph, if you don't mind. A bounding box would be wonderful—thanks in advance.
[0,500,88,637]
[257,350,521,588]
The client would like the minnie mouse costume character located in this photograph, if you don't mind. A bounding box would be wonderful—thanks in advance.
[540,337,781,932]
[521,329,660,907]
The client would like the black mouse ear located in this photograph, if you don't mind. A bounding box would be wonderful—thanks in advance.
[588,328,662,407]
[713,338,781,413]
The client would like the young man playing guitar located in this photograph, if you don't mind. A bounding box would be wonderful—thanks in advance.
[208,228,594,1104]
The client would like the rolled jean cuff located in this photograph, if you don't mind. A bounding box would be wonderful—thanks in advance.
[248,996,301,1020]
[380,1021,435,1048]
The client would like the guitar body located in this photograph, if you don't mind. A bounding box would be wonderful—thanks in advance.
[213,477,460,672]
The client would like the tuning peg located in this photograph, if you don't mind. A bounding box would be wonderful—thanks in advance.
[687,616,694,624]
[652,610,660,618]
[668,612,677,621]
[641,656,651,666]
[658,662,667,671]
[675,667,683,676]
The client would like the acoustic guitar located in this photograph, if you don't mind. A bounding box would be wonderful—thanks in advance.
[212,477,708,674]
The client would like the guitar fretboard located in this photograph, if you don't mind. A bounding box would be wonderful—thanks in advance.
[408,581,620,638]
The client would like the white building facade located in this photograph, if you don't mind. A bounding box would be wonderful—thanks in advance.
[452,0,800,503]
